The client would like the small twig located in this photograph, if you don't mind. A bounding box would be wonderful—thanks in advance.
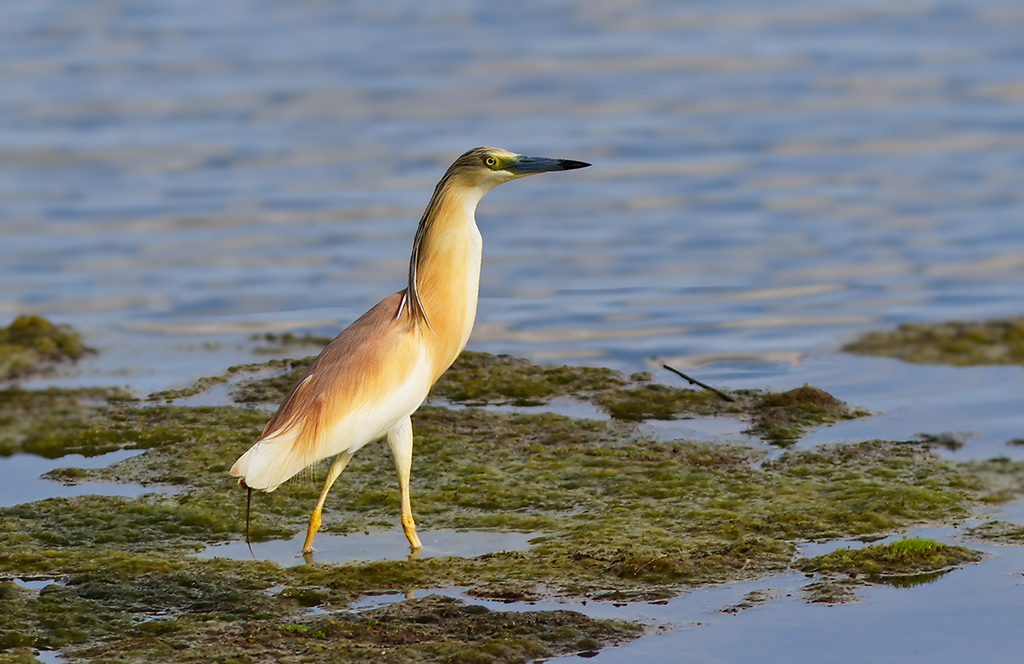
[662,364,736,402]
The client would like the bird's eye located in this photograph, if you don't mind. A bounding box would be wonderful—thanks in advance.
[485,156,497,167]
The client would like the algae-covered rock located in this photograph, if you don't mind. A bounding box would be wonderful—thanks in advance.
[748,385,870,444]
[0,316,94,381]
[795,537,981,581]
[801,577,866,605]
[844,318,1024,366]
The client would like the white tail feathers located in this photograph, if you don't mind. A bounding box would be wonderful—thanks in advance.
[229,428,312,492]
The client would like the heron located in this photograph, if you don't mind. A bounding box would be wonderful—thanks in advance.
[230,147,590,553]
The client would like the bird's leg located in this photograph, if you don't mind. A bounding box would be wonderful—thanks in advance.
[302,451,353,553]
[387,415,422,549]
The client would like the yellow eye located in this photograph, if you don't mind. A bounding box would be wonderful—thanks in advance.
[485,156,497,167]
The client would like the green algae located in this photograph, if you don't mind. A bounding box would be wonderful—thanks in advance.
[147,358,308,403]
[965,520,1024,545]
[717,588,779,614]
[1,406,986,586]
[748,386,871,444]
[148,350,868,444]
[2,351,1022,661]
[433,353,868,442]
[0,547,641,662]
[844,318,1024,366]
[594,382,743,421]
[62,594,640,664]
[251,332,332,355]
[795,537,981,581]
[0,316,93,382]
[0,551,295,656]
[431,352,627,407]
[801,578,866,605]
[0,387,137,458]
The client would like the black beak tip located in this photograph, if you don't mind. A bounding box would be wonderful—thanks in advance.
[561,159,591,171]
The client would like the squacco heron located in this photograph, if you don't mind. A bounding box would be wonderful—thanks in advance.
[230,147,590,553]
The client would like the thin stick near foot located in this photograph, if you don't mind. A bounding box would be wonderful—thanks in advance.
[662,364,736,402]
[245,485,255,559]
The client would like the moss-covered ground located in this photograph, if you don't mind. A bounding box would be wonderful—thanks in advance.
[795,537,981,582]
[223,351,869,445]
[0,316,93,382]
[793,536,984,604]
[843,318,1024,366]
[2,341,1022,662]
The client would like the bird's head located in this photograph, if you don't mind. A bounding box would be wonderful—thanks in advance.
[444,147,590,194]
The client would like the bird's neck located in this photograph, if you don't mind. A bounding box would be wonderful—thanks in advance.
[408,183,485,382]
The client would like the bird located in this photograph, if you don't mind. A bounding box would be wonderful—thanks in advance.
[230,147,590,554]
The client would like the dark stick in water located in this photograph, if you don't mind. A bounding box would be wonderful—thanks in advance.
[245,485,254,559]
[662,364,736,402]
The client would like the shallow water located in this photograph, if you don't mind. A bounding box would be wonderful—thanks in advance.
[3,0,1024,661]
[338,523,1024,664]
[0,449,177,508]
[700,354,1024,461]
[196,529,539,567]
[552,530,1024,664]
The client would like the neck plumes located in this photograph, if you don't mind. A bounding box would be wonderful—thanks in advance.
[404,176,486,382]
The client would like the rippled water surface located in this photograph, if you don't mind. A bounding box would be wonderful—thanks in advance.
[3,0,1024,661]
[5,0,1024,380]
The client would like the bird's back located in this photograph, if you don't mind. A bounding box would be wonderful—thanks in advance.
[230,291,431,491]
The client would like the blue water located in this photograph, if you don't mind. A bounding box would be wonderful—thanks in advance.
[3,1,1024,661]
[4,0,1024,382]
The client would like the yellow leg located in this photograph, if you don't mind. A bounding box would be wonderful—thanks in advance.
[387,415,422,550]
[301,451,353,553]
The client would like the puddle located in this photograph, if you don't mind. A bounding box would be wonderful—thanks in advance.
[639,416,761,445]
[0,449,178,508]
[196,529,541,567]
[11,578,64,590]
[433,396,610,421]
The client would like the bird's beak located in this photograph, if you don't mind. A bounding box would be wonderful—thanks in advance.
[507,155,591,175]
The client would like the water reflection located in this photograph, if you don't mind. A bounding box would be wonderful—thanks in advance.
[0,449,177,508]
[197,529,540,567]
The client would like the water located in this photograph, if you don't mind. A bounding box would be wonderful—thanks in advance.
[326,525,1024,664]
[3,0,1024,386]
[0,448,178,508]
[3,0,1024,661]
[197,529,540,567]
[551,528,1024,664]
